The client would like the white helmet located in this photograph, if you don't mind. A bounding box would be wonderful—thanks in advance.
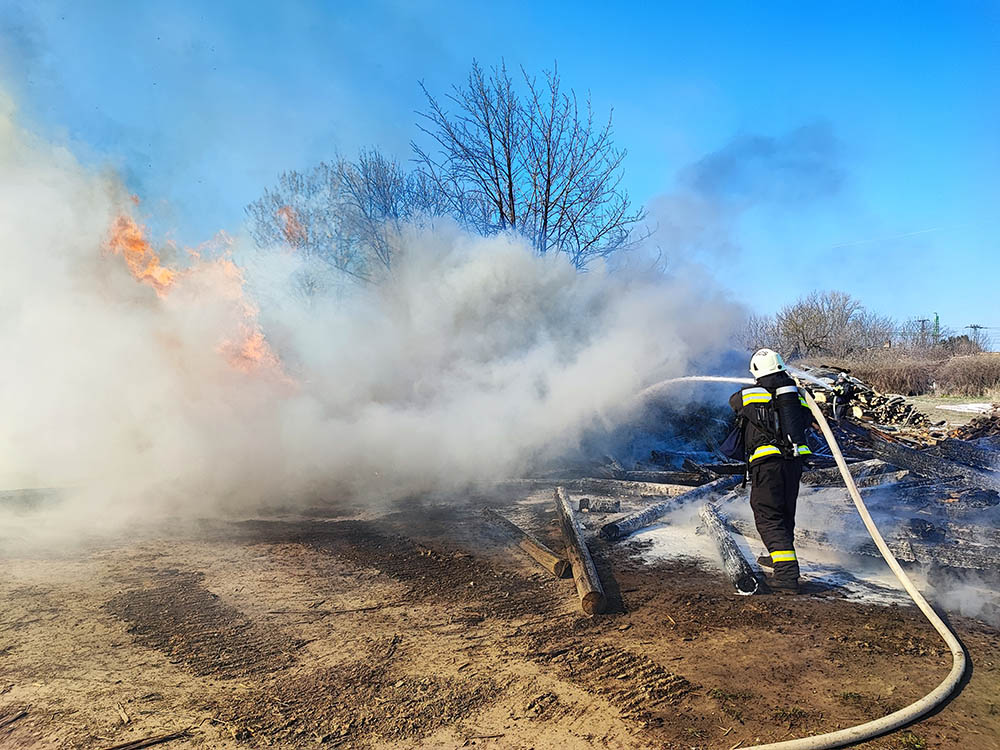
[749,348,786,378]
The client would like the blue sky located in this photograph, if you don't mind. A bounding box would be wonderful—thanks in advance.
[2,1,998,343]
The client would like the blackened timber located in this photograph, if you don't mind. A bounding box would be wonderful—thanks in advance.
[615,470,705,486]
[727,517,1000,572]
[700,503,759,594]
[871,438,1000,491]
[801,459,891,485]
[931,439,1000,473]
[802,463,911,489]
[701,463,746,475]
[683,457,720,480]
[798,527,999,571]
[855,469,911,487]
[599,475,743,541]
[554,487,606,615]
[501,478,690,497]
[482,507,570,578]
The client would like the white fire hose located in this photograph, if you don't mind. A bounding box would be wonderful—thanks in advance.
[639,373,966,750]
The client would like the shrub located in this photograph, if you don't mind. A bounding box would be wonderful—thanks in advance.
[798,356,940,396]
[935,353,1000,397]
[848,359,940,396]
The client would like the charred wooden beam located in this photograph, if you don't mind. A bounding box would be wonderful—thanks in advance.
[728,517,1000,572]
[578,497,621,513]
[554,487,606,615]
[872,438,1000,492]
[482,507,570,578]
[804,527,999,572]
[803,461,911,488]
[803,476,972,514]
[700,462,746,475]
[615,470,705,486]
[599,475,743,541]
[802,459,889,484]
[648,458,744,476]
[683,457,721,480]
[931,439,1000,473]
[700,503,759,595]
[855,469,912,487]
[863,475,965,494]
[502,477,691,497]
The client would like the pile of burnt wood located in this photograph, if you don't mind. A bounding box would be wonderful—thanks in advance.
[950,408,1000,440]
[799,365,937,430]
[487,412,1000,615]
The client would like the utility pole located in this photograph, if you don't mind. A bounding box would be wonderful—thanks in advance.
[966,324,987,352]
[917,318,930,349]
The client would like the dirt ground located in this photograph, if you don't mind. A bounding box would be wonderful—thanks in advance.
[2,493,999,750]
[909,396,997,428]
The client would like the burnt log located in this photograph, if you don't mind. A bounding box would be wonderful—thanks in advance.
[599,475,743,541]
[707,463,746,475]
[615,470,705,486]
[802,459,893,486]
[931,439,1000,473]
[804,476,978,514]
[872,438,1000,492]
[482,508,570,578]
[555,487,606,615]
[683,457,721,480]
[700,503,759,594]
[502,477,691,497]
[854,469,912,487]
[729,516,1000,572]
[799,527,1000,572]
[578,497,621,513]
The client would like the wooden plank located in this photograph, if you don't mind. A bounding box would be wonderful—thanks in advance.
[554,487,606,615]
[482,507,570,578]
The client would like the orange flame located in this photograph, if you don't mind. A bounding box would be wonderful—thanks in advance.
[106,215,176,295]
[208,257,285,374]
[106,213,287,379]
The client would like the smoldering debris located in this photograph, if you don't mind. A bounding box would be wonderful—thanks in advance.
[527,372,1000,625]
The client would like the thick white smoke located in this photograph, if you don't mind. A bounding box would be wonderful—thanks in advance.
[0,96,744,539]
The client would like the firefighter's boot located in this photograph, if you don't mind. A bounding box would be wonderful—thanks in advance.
[770,559,801,594]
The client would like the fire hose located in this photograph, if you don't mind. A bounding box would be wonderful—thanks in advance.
[638,373,966,750]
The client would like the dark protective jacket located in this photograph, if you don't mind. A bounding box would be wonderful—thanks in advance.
[728,371,813,464]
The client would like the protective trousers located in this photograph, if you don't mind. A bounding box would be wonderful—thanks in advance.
[749,457,803,583]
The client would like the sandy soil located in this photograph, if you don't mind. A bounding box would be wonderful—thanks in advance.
[1,494,998,750]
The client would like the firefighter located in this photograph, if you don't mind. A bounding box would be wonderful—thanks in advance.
[729,349,813,593]
[831,372,853,422]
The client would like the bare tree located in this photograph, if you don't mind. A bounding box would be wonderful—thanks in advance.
[246,149,447,287]
[744,291,898,358]
[413,61,644,268]
[740,313,778,352]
